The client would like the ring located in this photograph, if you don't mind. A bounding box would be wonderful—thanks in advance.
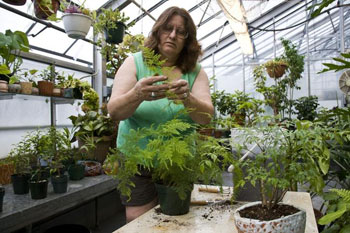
[183,92,188,98]
[151,92,156,98]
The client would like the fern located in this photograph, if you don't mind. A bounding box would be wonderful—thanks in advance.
[330,189,350,203]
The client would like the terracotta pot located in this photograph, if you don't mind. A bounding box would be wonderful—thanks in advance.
[3,0,26,5]
[266,64,288,78]
[32,0,59,20]
[82,161,102,176]
[38,81,54,96]
[0,163,14,185]
[0,80,8,93]
[20,82,33,94]
[234,201,306,233]
[8,83,21,93]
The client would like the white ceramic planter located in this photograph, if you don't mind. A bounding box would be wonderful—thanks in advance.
[62,13,92,39]
[234,201,306,233]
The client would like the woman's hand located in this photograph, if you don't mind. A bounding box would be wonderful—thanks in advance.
[134,75,170,101]
[167,79,190,101]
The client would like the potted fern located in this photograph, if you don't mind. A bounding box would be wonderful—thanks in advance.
[105,111,233,216]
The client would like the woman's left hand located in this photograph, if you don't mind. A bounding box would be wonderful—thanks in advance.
[168,79,190,101]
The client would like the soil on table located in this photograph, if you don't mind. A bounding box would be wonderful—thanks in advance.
[239,203,299,221]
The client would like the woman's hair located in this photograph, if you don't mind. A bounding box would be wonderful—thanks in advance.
[144,6,202,73]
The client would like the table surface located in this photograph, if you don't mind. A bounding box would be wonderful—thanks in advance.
[114,184,318,233]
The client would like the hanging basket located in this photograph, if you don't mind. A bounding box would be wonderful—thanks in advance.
[265,63,288,79]
[3,0,26,6]
[62,13,93,39]
[32,0,59,20]
[104,22,126,44]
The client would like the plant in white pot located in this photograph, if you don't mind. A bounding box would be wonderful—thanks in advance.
[60,0,95,39]
[230,117,332,232]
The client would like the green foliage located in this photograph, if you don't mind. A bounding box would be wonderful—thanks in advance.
[318,52,350,73]
[309,0,336,19]
[141,46,167,74]
[93,8,133,36]
[293,95,319,121]
[105,115,233,201]
[0,29,29,77]
[231,117,332,209]
[319,189,350,233]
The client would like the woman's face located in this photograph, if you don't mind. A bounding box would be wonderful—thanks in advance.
[157,14,187,60]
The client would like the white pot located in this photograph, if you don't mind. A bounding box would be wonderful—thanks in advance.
[234,201,306,233]
[62,13,92,39]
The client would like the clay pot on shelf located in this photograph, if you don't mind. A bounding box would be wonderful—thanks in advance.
[38,81,54,96]
[20,82,33,95]
[32,87,39,95]
[0,80,9,93]
[8,83,21,93]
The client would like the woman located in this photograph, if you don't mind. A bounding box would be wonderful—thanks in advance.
[107,6,214,222]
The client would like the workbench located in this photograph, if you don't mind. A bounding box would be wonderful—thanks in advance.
[114,184,318,233]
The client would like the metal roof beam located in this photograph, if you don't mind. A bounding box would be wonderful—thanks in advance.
[97,0,131,13]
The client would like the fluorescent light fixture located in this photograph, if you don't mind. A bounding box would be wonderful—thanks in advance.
[216,0,253,55]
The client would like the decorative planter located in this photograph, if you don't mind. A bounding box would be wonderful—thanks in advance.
[11,174,30,194]
[52,87,62,97]
[266,64,288,79]
[62,13,93,39]
[3,0,26,5]
[63,88,74,98]
[0,186,5,212]
[32,0,59,20]
[38,80,54,96]
[82,161,102,176]
[8,83,21,93]
[234,201,306,233]
[51,174,68,194]
[20,81,33,94]
[104,22,126,44]
[0,163,14,185]
[68,164,85,181]
[0,80,8,93]
[29,179,48,199]
[155,183,193,216]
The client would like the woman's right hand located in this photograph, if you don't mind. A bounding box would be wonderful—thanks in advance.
[134,75,170,101]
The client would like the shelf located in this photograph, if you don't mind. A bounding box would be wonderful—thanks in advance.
[0,92,81,105]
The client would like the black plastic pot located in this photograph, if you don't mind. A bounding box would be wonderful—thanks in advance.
[68,164,85,181]
[155,183,193,215]
[11,173,30,194]
[51,174,68,194]
[0,186,5,212]
[104,22,126,44]
[29,179,48,200]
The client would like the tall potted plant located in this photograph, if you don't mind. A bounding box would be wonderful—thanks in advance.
[105,113,233,216]
[231,117,332,232]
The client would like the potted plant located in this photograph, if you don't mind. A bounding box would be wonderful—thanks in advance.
[3,0,26,6]
[264,58,288,79]
[67,147,85,181]
[0,29,30,83]
[93,8,133,45]
[60,0,95,39]
[293,95,319,121]
[69,107,116,164]
[105,113,233,216]
[230,117,332,232]
[5,130,43,195]
[9,69,38,95]
[32,0,60,20]
[37,65,54,96]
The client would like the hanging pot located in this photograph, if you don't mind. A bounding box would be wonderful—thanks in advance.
[233,201,306,233]
[32,0,59,20]
[155,183,193,216]
[265,63,288,79]
[104,22,126,44]
[3,0,26,6]
[62,13,93,39]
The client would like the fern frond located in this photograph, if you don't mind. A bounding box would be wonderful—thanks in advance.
[330,189,350,202]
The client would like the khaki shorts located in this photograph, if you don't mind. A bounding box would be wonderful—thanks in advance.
[119,168,158,206]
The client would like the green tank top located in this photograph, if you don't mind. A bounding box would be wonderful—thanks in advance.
[117,51,201,151]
